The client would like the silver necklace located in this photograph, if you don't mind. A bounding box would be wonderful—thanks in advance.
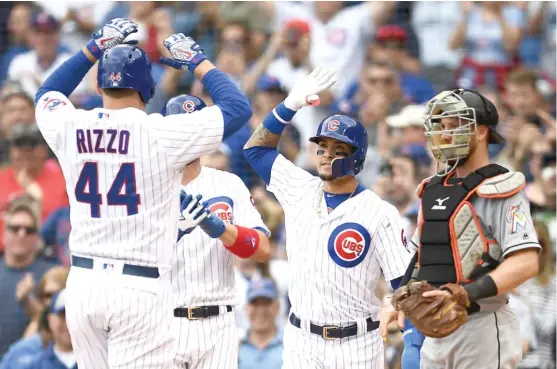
[317,183,358,219]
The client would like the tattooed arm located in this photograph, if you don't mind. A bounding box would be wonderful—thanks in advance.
[244,120,284,150]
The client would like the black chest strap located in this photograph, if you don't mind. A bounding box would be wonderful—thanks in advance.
[417,164,508,286]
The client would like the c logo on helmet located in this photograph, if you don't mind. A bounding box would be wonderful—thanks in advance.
[183,101,196,113]
[207,196,234,223]
[327,120,340,132]
[327,223,371,268]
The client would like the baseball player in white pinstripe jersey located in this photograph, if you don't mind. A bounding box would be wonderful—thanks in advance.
[244,67,412,369]
[34,20,252,369]
[163,95,271,369]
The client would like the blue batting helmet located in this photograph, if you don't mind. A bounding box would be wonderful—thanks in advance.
[309,115,368,177]
[97,45,156,104]
[162,94,207,116]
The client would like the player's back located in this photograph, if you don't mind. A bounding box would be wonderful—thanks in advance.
[36,91,225,269]
[59,108,185,268]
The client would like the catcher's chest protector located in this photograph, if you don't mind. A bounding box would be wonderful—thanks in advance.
[417,164,509,286]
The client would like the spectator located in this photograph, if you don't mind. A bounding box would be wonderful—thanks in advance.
[517,220,556,369]
[382,151,420,215]
[264,19,332,150]
[0,197,58,356]
[0,266,69,369]
[0,87,35,165]
[0,123,69,251]
[7,11,85,98]
[368,24,436,104]
[238,278,283,369]
[23,266,69,337]
[450,1,524,91]
[0,2,34,84]
[525,2,556,77]
[215,21,253,88]
[260,1,395,96]
[385,104,427,148]
[411,1,463,92]
[525,152,556,223]
[28,289,77,369]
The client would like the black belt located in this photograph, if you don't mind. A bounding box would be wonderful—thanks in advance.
[174,305,233,320]
[71,255,160,279]
[289,313,379,340]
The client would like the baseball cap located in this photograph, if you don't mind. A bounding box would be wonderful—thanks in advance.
[247,278,279,303]
[376,25,407,43]
[284,19,310,45]
[386,105,426,129]
[49,289,67,314]
[256,75,286,94]
[401,143,431,167]
[31,12,60,32]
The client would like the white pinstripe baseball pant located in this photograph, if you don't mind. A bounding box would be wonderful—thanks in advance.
[65,264,176,369]
[282,320,384,369]
[173,311,238,369]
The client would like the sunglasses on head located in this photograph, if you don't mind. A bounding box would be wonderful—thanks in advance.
[7,224,37,235]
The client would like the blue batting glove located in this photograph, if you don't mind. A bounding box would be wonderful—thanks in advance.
[86,18,138,59]
[401,318,424,369]
[199,201,226,239]
[159,33,207,72]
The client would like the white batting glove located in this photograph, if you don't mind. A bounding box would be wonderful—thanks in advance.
[178,193,209,232]
[284,66,337,111]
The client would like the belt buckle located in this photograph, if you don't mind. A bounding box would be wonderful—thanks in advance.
[322,325,338,340]
[187,307,200,320]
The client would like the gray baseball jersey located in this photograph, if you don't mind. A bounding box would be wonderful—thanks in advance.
[410,191,541,310]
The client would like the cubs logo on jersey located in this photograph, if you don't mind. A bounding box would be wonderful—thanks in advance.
[206,196,234,223]
[327,223,371,268]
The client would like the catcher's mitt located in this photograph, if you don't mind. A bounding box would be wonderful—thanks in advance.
[391,281,470,338]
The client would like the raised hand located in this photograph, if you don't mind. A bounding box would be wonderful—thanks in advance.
[86,18,139,59]
[159,33,207,72]
[284,66,337,111]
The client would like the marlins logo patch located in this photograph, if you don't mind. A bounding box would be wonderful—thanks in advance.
[506,202,528,234]
[328,223,371,268]
[206,196,234,223]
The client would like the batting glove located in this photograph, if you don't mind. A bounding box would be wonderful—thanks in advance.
[284,66,337,111]
[159,33,207,72]
[177,192,209,237]
[198,201,226,239]
[86,18,139,59]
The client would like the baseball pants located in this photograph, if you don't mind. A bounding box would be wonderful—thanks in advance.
[282,318,384,369]
[173,310,237,369]
[65,259,176,369]
[420,305,523,369]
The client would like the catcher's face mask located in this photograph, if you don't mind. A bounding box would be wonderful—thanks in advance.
[424,91,477,176]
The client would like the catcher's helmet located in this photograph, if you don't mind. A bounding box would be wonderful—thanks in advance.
[424,88,503,176]
[309,115,368,178]
[97,45,156,104]
[162,94,207,116]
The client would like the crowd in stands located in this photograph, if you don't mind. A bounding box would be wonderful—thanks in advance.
[0,2,555,368]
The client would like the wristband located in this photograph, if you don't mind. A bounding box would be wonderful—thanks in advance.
[188,53,208,72]
[199,212,226,238]
[223,226,259,258]
[262,102,296,135]
[85,40,103,60]
[463,274,498,301]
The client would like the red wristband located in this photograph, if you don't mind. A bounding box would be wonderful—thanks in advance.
[224,226,259,259]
